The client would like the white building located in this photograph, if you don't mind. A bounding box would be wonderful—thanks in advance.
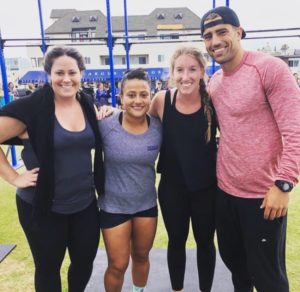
[2,57,31,84]
[273,49,300,75]
[24,7,210,84]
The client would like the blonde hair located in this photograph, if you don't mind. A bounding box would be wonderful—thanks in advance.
[27,83,35,92]
[170,46,213,142]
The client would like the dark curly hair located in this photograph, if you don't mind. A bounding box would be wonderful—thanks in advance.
[120,68,151,95]
[44,46,86,74]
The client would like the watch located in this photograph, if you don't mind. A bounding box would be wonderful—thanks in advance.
[275,180,294,192]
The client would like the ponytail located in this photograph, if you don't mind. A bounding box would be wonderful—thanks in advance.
[199,79,213,143]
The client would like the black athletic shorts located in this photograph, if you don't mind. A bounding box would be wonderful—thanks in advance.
[100,205,158,229]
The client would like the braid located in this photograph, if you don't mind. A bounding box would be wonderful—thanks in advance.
[199,79,213,143]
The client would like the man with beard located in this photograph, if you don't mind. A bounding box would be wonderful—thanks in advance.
[201,6,300,292]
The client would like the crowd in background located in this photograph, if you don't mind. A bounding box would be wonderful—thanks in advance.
[0,76,175,109]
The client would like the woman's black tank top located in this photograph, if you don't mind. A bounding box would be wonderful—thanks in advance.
[157,90,217,191]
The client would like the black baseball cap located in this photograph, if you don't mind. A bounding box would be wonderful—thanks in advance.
[201,6,246,39]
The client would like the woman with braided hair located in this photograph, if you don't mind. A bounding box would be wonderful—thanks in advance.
[149,46,217,292]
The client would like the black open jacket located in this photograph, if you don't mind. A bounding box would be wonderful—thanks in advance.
[0,84,104,216]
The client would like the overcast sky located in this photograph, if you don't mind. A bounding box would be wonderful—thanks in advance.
[0,0,299,57]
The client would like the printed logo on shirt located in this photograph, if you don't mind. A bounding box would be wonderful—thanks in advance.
[147,145,159,151]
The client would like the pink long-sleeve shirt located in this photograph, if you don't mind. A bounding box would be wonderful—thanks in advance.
[208,51,300,198]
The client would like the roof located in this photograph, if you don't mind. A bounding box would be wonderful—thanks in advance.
[46,10,107,37]
[45,7,201,37]
[149,7,201,28]
[50,9,77,19]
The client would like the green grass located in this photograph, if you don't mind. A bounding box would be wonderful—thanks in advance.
[0,164,299,291]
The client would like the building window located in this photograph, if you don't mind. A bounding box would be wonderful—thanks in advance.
[170,34,179,39]
[72,16,80,22]
[30,57,43,68]
[160,33,179,40]
[71,28,95,42]
[138,56,147,64]
[6,58,19,71]
[114,56,126,65]
[84,57,91,65]
[174,13,183,19]
[137,34,146,40]
[79,32,88,42]
[156,13,166,20]
[158,54,165,62]
[101,56,126,65]
[31,58,37,68]
[101,56,110,65]
[89,15,98,22]
[288,60,299,67]
[37,58,44,68]
[131,55,148,65]
[101,55,148,66]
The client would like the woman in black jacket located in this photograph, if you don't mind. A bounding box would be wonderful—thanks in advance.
[0,46,104,292]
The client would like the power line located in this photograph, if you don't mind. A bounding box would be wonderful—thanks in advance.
[2,27,300,43]
[3,35,300,48]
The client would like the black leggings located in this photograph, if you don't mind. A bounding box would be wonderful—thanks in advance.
[158,178,216,292]
[16,196,100,292]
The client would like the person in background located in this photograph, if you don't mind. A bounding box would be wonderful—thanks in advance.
[150,46,217,292]
[0,46,104,292]
[0,84,4,107]
[201,6,300,292]
[81,82,96,101]
[95,82,110,107]
[154,79,164,94]
[8,81,15,101]
[104,83,112,105]
[26,83,35,95]
[115,81,122,108]
[98,68,162,292]
[8,81,15,93]
[95,82,107,106]
[293,72,300,87]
